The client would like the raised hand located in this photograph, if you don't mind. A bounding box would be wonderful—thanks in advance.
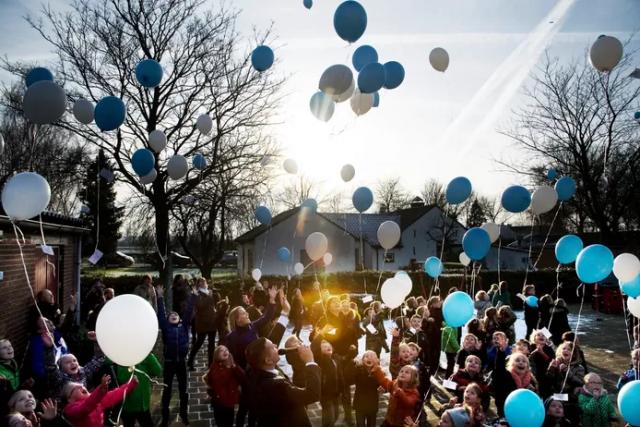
[279,290,291,316]
[298,345,314,364]
[37,399,57,420]
[268,286,278,304]
[155,285,164,298]
[100,374,111,390]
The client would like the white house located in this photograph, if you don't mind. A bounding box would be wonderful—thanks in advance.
[235,203,530,277]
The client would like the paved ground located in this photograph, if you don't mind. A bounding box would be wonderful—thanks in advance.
[149,304,634,427]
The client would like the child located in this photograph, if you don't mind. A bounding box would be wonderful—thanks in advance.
[496,305,517,344]
[203,345,245,427]
[493,349,537,417]
[455,334,484,369]
[0,340,22,409]
[441,321,460,379]
[63,374,138,427]
[549,299,571,346]
[474,291,491,320]
[543,397,571,427]
[363,302,388,357]
[514,339,531,356]
[578,373,616,427]
[529,330,555,397]
[616,348,639,390]
[156,284,196,427]
[486,331,511,368]
[482,308,499,347]
[449,356,490,411]
[371,361,420,427]
[317,340,342,427]
[523,284,539,339]
[115,353,162,427]
[7,390,58,426]
[459,383,486,426]
[562,331,588,373]
[437,408,470,427]
[546,342,584,425]
[353,351,379,427]
[389,328,413,379]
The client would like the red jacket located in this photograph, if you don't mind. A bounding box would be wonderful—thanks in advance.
[205,362,245,408]
[372,366,420,427]
[64,380,138,427]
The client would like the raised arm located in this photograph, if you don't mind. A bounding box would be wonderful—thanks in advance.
[156,287,168,331]
[283,346,321,405]
[63,381,107,419]
[102,377,139,408]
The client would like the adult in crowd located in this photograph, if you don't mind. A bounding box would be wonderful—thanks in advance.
[133,274,157,311]
[188,278,220,370]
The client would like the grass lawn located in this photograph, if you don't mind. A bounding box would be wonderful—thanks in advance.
[81,263,237,279]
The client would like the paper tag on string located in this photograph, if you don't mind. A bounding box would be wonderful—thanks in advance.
[443,379,458,390]
[552,393,569,402]
[41,245,54,256]
[88,249,103,265]
[327,328,337,336]
[362,295,373,304]
[99,168,115,183]
[516,293,526,302]
[540,327,552,339]
[366,324,377,334]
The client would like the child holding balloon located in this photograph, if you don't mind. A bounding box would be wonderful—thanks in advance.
[523,284,539,339]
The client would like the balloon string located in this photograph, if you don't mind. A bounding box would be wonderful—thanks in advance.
[259,225,271,270]
[153,232,166,270]
[133,367,167,388]
[358,213,367,294]
[94,159,101,253]
[560,284,584,393]
[374,249,387,295]
[109,370,135,426]
[497,224,503,284]
[532,202,563,269]
[621,295,633,350]
[521,214,536,289]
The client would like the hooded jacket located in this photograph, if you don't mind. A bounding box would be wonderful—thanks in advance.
[157,295,196,362]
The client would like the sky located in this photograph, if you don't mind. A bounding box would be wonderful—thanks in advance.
[1,0,639,208]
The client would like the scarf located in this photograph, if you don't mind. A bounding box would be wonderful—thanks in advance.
[509,368,532,389]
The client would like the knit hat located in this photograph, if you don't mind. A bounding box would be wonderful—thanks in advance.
[445,408,470,427]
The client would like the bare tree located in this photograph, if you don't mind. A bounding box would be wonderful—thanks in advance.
[501,49,640,241]
[4,0,284,285]
[275,175,323,210]
[376,177,410,213]
[420,179,447,208]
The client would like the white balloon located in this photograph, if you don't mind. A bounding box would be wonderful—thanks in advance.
[1,172,51,221]
[481,223,500,243]
[139,168,157,184]
[305,232,328,261]
[309,92,335,122]
[394,271,413,297]
[95,294,158,366]
[167,155,188,180]
[73,99,94,124]
[196,114,213,135]
[148,130,167,153]
[350,89,374,116]
[251,268,262,282]
[323,252,333,266]
[340,164,355,182]
[283,158,298,174]
[23,81,67,125]
[531,186,558,215]
[294,262,305,275]
[429,47,450,72]
[381,278,405,309]
[332,78,355,103]
[459,252,471,267]
[319,64,353,96]
[614,253,640,283]
[628,296,640,318]
[590,35,623,72]
[377,221,401,250]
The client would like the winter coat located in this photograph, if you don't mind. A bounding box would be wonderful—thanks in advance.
[133,283,157,312]
[318,354,343,400]
[63,380,137,427]
[422,317,441,372]
[45,346,104,399]
[30,331,68,379]
[171,282,191,314]
[353,364,379,415]
[529,345,556,397]
[157,295,196,362]
[193,289,220,334]
[492,349,538,416]
[496,310,517,344]
[441,324,460,354]
[616,366,638,391]
[372,366,420,427]
[492,291,511,308]
[363,312,387,353]
[290,297,305,324]
[204,361,245,408]
[114,353,162,413]
[547,359,585,395]
[449,369,490,410]
[474,300,491,319]
[389,335,403,379]
[549,305,571,346]
[455,348,485,369]
[223,303,275,369]
[577,388,616,427]
[0,359,19,391]
[524,304,540,330]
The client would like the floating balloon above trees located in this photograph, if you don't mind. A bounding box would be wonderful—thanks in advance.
[196,114,213,135]
[294,262,305,275]
[139,168,157,185]
[372,92,380,107]
[333,1,367,43]
[283,158,298,174]
[530,186,558,215]
[95,96,126,131]
[319,64,353,96]
[357,62,385,94]
[501,185,531,213]
[148,130,167,152]
[352,45,378,71]
[251,45,274,72]
[589,35,623,73]
[131,149,155,176]
[135,59,163,88]
[340,164,355,182]
[167,155,188,180]
[554,176,576,201]
[429,47,449,72]
[303,0,312,9]
[352,186,373,212]
[301,198,318,212]
[383,61,405,89]
[23,81,67,125]
[323,252,333,266]
[193,153,207,170]
[277,247,291,263]
[73,99,94,124]
[25,67,54,87]
[377,221,401,250]
[547,168,558,180]
[305,232,328,261]
[1,172,51,221]
[255,206,272,225]
[310,91,335,122]
[446,176,472,205]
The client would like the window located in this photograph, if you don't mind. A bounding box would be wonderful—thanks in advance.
[384,252,395,263]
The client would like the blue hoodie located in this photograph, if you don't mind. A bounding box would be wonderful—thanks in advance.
[157,295,195,362]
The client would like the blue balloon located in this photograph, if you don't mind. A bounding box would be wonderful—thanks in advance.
[501,185,531,213]
[352,186,373,213]
[277,247,291,262]
[372,92,380,107]
[357,62,385,94]
[25,67,53,87]
[462,227,491,261]
[424,256,443,279]
[619,380,640,426]
[303,0,312,9]
[193,153,207,170]
[302,198,318,212]
[547,168,558,180]
[135,59,163,88]
[443,291,474,327]
[635,111,640,121]
[504,389,545,427]
[576,244,614,284]
[383,61,405,89]
[555,176,576,201]
[333,1,367,43]
[94,96,126,131]
[255,206,272,225]
[446,176,472,205]
[251,45,274,72]
[131,149,155,176]
[555,234,583,264]
[525,296,539,307]
[352,45,378,71]
[620,274,640,298]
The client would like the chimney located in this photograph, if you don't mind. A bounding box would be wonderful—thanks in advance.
[410,196,425,208]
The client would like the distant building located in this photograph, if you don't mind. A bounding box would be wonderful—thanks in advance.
[235,202,530,277]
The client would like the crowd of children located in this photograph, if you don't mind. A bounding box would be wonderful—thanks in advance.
[0,277,639,427]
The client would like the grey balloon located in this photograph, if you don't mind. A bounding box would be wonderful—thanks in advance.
[23,80,67,124]
[73,99,95,124]
[319,64,353,96]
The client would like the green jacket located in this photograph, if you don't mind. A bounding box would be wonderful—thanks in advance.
[441,323,460,354]
[0,359,19,391]
[115,353,162,413]
[578,390,616,427]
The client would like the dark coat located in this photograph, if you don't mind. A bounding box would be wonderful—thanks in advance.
[318,354,342,399]
[549,305,571,346]
[157,295,195,362]
[353,364,379,415]
[193,290,220,334]
[223,304,275,369]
